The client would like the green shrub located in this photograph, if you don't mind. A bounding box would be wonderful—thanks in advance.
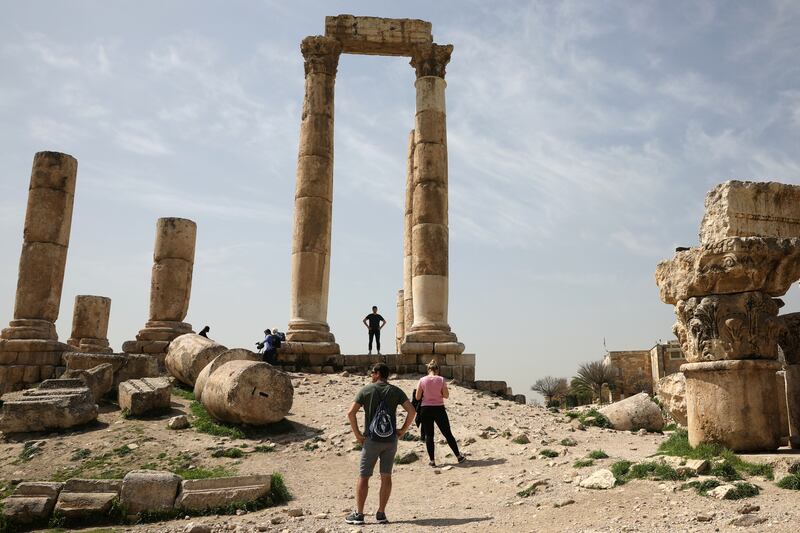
[709,460,741,482]
[172,384,196,401]
[211,448,244,459]
[726,482,760,500]
[626,461,685,481]
[683,478,721,495]
[539,449,559,458]
[516,484,540,497]
[512,435,530,445]
[565,411,581,419]
[254,444,276,453]
[573,459,594,468]
[189,402,243,439]
[777,474,800,490]
[587,450,608,459]
[560,437,578,447]
[610,460,632,482]
[663,422,678,431]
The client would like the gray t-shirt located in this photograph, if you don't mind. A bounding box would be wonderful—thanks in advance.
[355,382,409,439]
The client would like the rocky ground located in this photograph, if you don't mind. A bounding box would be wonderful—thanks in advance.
[1,372,799,532]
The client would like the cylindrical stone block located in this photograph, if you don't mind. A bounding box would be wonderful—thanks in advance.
[164,333,228,387]
[414,109,446,145]
[68,295,111,348]
[412,223,449,276]
[12,152,77,326]
[415,77,447,113]
[786,364,800,449]
[289,251,330,325]
[412,274,449,327]
[295,155,333,199]
[149,259,193,322]
[403,130,415,340]
[412,181,448,226]
[201,360,294,425]
[413,143,448,185]
[396,290,405,353]
[194,348,261,402]
[682,360,782,452]
[292,197,333,254]
[154,218,197,262]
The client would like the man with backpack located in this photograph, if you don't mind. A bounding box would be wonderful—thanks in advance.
[346,363,415,525]
[259,329,280,365]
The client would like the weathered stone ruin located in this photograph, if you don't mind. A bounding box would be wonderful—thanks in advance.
[0,152,77,393]
[63,351,159,391]
[62,362,114,401]
[165,333,228,387]
[275,15,476,385]
[123,217,197,367]
[67,295,113,353]
[193,348,261,401]
[656,180,800,451]
[0,378,98,433]
[118,376,171,416]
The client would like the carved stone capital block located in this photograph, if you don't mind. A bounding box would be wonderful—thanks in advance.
[410,43,453,78]
[301,36,342,77]
[673,291,784,362]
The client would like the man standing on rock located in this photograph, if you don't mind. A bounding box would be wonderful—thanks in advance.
[346,362,415,525]
[362,305,386,355]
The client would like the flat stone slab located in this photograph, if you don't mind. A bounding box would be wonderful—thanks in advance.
[54,479,121,519]
[1,482,63,524]
[63,351,158,390]
[325,15,432,56]
[175,475,271,511]
[0,385,97,433]
[118,377,171,416]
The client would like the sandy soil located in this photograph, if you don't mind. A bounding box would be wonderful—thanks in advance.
[1,372,799,532]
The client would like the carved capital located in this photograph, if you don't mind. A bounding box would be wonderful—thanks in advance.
[410,43,453,79]
[301,36,342,77]
[673,291,785,363]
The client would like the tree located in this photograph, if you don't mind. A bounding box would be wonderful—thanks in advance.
[571,359,617,402]
[530,376,569,404]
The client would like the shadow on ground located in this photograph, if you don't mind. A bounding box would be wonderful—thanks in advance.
[395,516,493,527]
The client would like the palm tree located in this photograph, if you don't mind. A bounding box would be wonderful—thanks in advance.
[572,359,617,402]
[530,376,569,405]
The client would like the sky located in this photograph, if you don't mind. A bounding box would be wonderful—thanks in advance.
[2,1,800,400]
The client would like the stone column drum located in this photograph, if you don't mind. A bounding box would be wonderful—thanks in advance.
[67,295,112,353]
[0,152,77,393]
[682,360,783,452]
[123,218,196,364]
[403,129,416,337]
[403,43,464,356]
[395,290,404,353]
[785,365,800,448]
[284,36,342,356]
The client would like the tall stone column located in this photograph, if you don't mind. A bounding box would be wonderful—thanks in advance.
[123,217,196,365]
[68,295,112,353]
[403,43,464,356]
[395,290,405,353]
[285,36,342,356]
[0,152,77,393]
[403,129,415,337]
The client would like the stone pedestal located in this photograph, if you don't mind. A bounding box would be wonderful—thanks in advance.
[123,218,196,366]
[0,152,77,392]
[67,295,112,353]
[682,360,782,452]
[785,364,800,449]
[284,36,342,356]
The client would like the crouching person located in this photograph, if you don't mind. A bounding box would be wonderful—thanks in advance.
[346,362,415,525]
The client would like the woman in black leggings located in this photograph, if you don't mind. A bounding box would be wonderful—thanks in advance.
[415,359,466,467]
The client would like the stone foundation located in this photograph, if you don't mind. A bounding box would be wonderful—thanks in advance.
[0,339,68,394]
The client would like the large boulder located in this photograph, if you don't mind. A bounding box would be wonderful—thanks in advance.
[165,334,228,387]
[201,360,293,425]
[656,372,687,426]
[599,392,664,432]
[193,348,261,402]
[579,469,616,489]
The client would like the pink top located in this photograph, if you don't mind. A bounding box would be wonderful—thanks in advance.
[418,375,446,406]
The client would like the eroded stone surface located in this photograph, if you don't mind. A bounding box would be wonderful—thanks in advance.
[64,351,158,390]
[165,333,228,387]
[0,383,97,433]
[325,15,432,56]
[656,372,687,426]
[1,482,63,524]
[118,377,171,416]
[598,392,664,432]
[175,475,271,511]
[655,237,800,305]
[67,295,112,353]
[120,470,181,515]
[193,348,260,401]
[54,478,120,519]
[673,292,784,362]
[63,363,114,401]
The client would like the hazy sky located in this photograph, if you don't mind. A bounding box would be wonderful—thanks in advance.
[2,1,800,399]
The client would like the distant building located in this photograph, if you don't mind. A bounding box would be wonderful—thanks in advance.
[603,341,686,401]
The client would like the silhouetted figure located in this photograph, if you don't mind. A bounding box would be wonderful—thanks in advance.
[199,325,210,338]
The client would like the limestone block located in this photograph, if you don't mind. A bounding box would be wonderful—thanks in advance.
[120,470,181,515]
[289,251,330,324]
[300,74,335,117]
[295,155,333,199]
[474,380,507,395]
[451,365,464,382]
[279,340,339,355]
[194,348,260,402]
[699,180,800,244]
[298,114,334,158]
[778,312,800,365]
[434,342,465,355]
[165,333,228,387]
[673,292,783,362]
[1,482,62,525]
[293,196,333,254]
[175,474,271,511]
[411,225,448,276]
[324,15,432,56]
[777,370,789,439]
[28,151,78,193]
[655,237,800,305]
[63,363,114,401]
[598,392,664,431]
[55,479,120,519]
[22,365,39,383]
[786,364,800,449]
[655,372,687,426]
[118,377,171,416]
[414,109,446,144]
[64,352,158,390]
[682,360,782,452]
[13,242,68,323]
[0,385,97,433]
[23,186,75,246]
[201,360,293,425]
[413,142,447,184]
[415,76,447,113]
[412,182,448,226]
[154,217,197,262]
[149,258,193,322]
[68,295,111,348]
[579,469,616,489]
[463,365,475,383]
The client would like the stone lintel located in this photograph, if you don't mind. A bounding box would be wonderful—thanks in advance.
[325,15,432,56]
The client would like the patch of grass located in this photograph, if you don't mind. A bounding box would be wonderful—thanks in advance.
[587,450,608,459]
[172,383,196,401]
[564,411,581,419]
[177,466,233,480]
[120,408,131,419]
[70,448,91,461]
[610,460,632,482]
[17,442,42,462]
[777,474,800,490]
[211,448,244,459]
[560,437,577,447]
[189,401,244,439]
[663,422,678,431]
[726,482,760,500]
[563,408,612,427]
[511,435,530,445]
[709,460,742,482]
[500,430,512,438]
[573,458,594,468]
[683,478,721,495]
[352,443,362,451]
[719,450,773,480]
[253,444,276,453]
[113,445,132,457]
[303,442,319,452]
[626,461,686,482]
[516,484,540,497]
[539,449,559,458]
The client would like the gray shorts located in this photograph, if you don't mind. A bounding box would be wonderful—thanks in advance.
[359,438,398,477]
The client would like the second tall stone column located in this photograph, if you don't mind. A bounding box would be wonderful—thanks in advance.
[285,36,342,357]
